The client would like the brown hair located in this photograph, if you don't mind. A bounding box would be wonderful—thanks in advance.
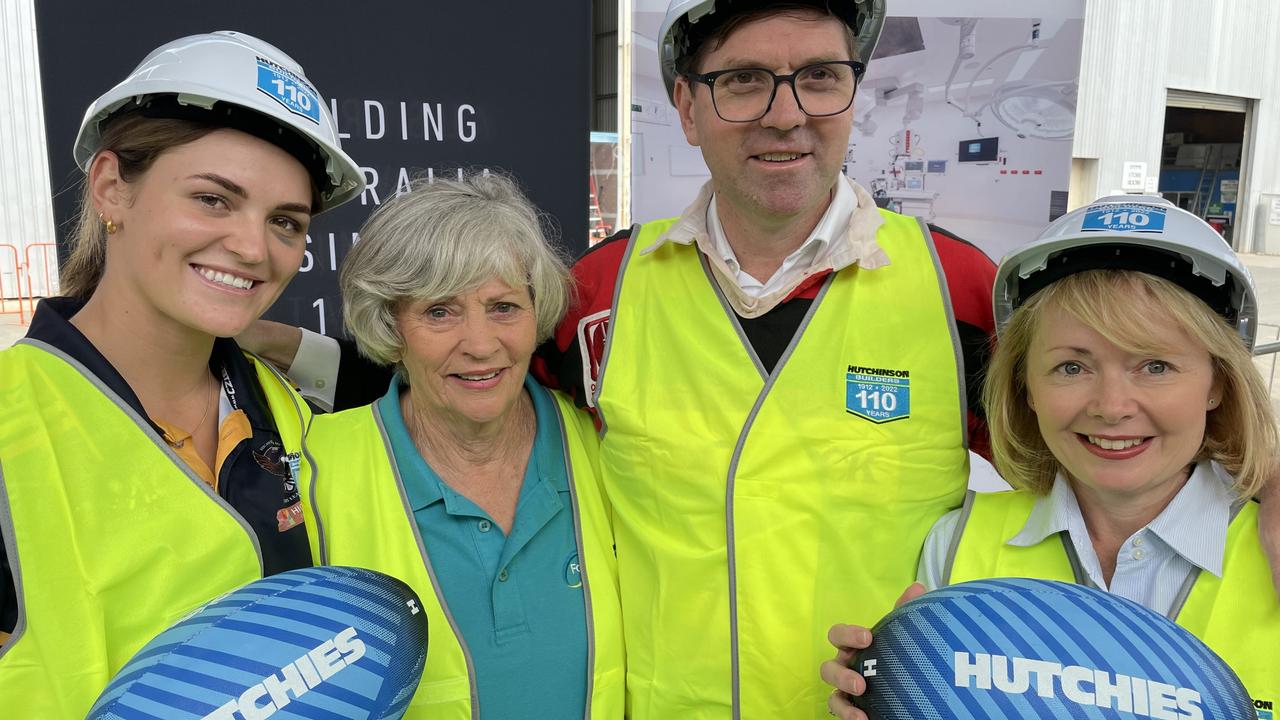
[984,270,1277,498]
[678,2,859,76]
[61,113,220,299]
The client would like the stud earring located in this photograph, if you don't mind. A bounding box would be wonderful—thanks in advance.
[100,212,118,235]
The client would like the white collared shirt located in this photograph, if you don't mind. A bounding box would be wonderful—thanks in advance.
[918,460,1238,618]
[641,176,890,318]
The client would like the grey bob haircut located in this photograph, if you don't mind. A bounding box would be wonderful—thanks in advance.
[340,171,571,367]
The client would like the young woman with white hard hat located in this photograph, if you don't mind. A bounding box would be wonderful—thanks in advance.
[0,31,363,715]
[823,196,1279,717]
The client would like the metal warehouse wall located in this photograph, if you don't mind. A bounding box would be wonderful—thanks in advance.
[1073,0,1280,251]
[0,0,57,297]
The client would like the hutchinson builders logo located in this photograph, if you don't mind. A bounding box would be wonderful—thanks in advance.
[955,652,1205,720]
[845,365,910,423]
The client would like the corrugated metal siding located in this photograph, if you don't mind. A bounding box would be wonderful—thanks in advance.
[1074,0,1280,251]
[0,0,57,297]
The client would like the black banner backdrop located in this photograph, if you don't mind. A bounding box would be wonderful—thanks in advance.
[35,0,590,335]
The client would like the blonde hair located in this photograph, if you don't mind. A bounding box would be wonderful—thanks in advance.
[984,269,1276,498]
[340,171,571,368]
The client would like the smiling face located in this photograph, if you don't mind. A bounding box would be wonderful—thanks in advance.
[93,128,312,338]
[673,10,855,229]
[396,278,538,430]
[1025,301,1221,510]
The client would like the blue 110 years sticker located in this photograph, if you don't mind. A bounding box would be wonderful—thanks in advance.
[256,57,321,125]
[846,365,911,423]
[1080,203,1167,233]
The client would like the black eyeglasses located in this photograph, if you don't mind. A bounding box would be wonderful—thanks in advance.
[684,60,866,123]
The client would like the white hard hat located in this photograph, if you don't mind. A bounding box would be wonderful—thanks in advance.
[73,31,363,213]
[657,0,886,103]
[994,194,1258,348]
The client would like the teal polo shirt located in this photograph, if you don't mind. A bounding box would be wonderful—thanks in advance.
[377,374,588,718]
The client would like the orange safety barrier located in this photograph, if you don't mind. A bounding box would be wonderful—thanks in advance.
[0,243,26,325]
[23,242,59,318]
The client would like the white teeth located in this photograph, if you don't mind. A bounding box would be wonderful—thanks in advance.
[197,267,254,290]
[457,371,500,381]
[1087,436,1144,450]
[758,152,802,162]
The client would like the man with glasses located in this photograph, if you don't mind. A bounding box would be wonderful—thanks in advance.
[537,1,1000,717]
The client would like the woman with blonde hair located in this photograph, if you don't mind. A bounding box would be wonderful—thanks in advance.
[0,31,362,715]
[823,196,1278,718]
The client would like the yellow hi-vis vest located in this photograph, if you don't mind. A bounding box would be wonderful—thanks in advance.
[301,388,625,719]
[0,339,312,717]
[595,212,969,719]
[946,489,1280,704]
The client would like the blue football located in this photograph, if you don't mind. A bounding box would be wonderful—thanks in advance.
[88,566,429,720]
[851,578,1253,719]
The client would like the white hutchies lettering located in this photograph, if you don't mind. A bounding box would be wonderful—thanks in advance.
[955,652,1203,720]
[861,659,877,677]
[201,627,367,720]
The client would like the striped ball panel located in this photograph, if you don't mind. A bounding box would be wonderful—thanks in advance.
[88,566,429,720]
[851,578,1253,720]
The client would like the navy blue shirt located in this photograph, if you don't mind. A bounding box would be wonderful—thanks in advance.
[377,374,589,718]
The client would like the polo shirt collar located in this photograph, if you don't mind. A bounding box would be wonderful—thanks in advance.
[24,296,272,436]
[377,373,444,511]
[377,373,569,514]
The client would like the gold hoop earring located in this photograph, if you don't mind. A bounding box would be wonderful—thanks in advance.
[100,212,118,235]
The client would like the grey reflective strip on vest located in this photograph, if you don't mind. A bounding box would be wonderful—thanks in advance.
[15,339,265,572]
[944,494,1088,587]
[550,399,599,719]
[372,407,480,718]
[250,352,323,564]
[0,461,27,663]
[1165,499,1248,621]
[699,253,768,380]
[947,495,1090,585]
[940,490,979,585]
[916,218,969,448]
[1058,533,1088,584]
[948,493,1245,622]
[720,273,837,720]
[593,224,642,439]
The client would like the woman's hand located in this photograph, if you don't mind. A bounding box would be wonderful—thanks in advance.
[821,583,926,719]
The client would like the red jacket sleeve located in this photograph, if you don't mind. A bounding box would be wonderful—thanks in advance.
[929,224,997,461]
[531,229,632,412]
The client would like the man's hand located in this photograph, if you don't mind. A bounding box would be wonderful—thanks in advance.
[235,320,304,372]
[1258,477,1280,598]
[821,583,925,719]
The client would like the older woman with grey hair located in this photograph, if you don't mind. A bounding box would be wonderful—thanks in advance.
[299,173,625,718]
